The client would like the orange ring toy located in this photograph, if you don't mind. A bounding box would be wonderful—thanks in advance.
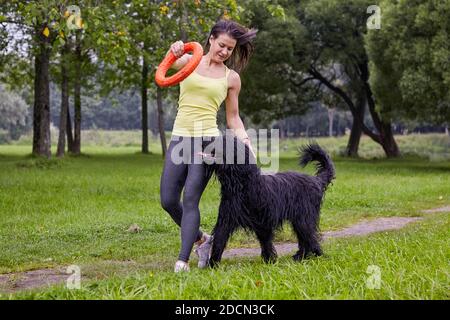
[155,42,203,87]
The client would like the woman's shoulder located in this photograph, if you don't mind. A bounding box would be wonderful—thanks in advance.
[227,69,241,90]
[228,68,239,78]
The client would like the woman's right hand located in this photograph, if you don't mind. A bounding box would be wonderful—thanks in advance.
[170,40,185,59]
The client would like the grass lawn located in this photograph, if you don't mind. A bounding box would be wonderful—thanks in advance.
[0,133,449,299]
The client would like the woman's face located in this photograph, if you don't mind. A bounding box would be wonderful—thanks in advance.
[209,33,237,63]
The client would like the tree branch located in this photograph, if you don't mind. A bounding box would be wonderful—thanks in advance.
[308,65,380,142]
[290,76,315,87]
[308,65,356,114]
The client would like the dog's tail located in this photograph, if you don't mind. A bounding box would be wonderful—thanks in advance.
[298,143,335,191]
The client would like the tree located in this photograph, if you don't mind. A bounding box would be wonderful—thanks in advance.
[1,1,78,157]
[100,1,154,155]
[256,0,398,156]
[366,0,450,126]
[235,0,400,157]
[227,0,316,130]
[56,38,70,157]
[116,0,243,156]
[292,0,400,157]
[67,1,132,155]
[1,1,135,157]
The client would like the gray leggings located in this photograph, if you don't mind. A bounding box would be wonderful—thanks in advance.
[159,135,217,262]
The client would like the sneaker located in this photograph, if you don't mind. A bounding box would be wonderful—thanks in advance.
[174,260,190,273]
[194,234,213,269]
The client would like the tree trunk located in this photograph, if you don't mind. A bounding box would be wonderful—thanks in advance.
[73,30,82,155]
[66,106,74,152]
[346,115,362,157]
[157,87,167,158]
[309,64,400,158]
[368,118,400,157]
[345,92,366,157]
[365,88,400,158]
[57,42,70,157]
[379,122,400,157]
[361,62,400,158]
[32,25,52,158]
[141,55,149,154]
[328,108,335,137]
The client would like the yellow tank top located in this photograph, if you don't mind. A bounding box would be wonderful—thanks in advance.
[171,65,230,137]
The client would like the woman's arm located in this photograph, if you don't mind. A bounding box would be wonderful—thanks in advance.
[225,71,256,158]
[165,40,192,70]
[167,52,192,70]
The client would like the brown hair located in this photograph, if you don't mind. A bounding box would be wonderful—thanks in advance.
[204,19,258,74]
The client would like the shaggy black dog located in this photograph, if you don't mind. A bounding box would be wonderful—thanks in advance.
[203,135,335,267]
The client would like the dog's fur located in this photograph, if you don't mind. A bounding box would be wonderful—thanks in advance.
[204,135,335,267]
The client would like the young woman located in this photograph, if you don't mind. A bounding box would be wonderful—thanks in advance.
[160,19,257,272]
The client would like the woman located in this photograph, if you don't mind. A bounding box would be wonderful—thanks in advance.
[160,19,257,272]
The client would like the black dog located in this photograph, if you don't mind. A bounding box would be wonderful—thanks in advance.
[203,135,335,267]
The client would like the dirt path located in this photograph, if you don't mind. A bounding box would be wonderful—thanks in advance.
[223,216,422,258]
[1,206,448,294]
[0,268,69,294]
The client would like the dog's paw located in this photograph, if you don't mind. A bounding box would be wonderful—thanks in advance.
[207,259,219,269]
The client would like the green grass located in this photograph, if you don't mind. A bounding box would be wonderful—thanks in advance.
[0,133,449,299]
[7,213,450,300]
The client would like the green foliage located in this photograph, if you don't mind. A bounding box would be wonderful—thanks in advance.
[366,0,450,124]
[240,0,394,128]
[303,0,374,61]
[94,0,243,97]
[240,2,311,126]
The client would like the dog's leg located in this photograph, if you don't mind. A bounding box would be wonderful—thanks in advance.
[208,223,235,268]
[291,220,322,261]
[255,230,277,263]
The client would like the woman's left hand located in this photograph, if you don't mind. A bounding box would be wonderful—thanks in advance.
[243,138,257,161]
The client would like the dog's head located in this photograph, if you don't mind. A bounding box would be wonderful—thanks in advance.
[202,135,259,180]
